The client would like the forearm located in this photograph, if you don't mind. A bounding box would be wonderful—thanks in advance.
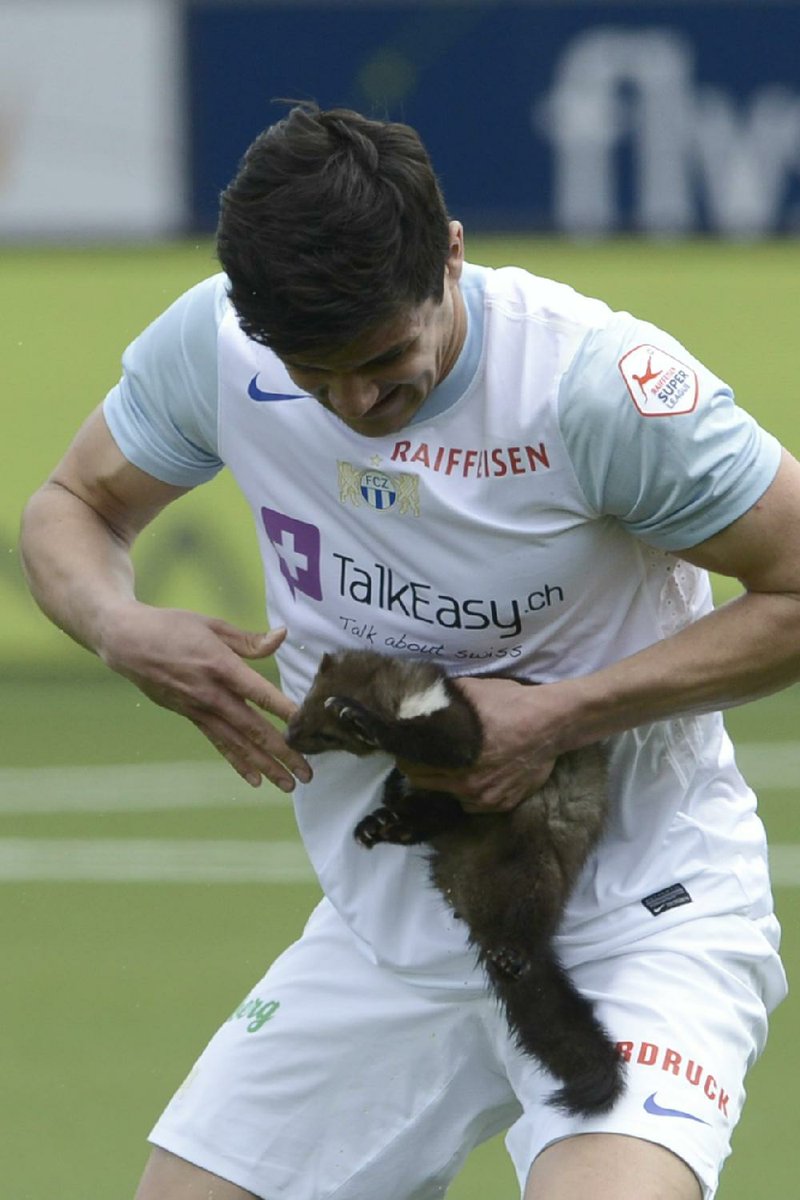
[19,406,310,792]
[553,589,800,753]
[21,479,310,790]
[20,481,137,657]
[441,587,800,812]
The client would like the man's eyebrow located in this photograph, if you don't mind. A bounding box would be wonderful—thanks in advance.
[288,337,417,373]
[365,339,416,367]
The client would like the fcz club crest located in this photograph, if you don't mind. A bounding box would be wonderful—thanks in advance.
[338,462,420,516]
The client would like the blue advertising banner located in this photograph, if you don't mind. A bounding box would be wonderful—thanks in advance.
[187,1,800,235]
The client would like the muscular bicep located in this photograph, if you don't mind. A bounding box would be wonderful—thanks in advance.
[675,449,800,594]
[47,405,192,544]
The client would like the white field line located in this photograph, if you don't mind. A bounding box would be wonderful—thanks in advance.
[770,845,800,888]
[0,838,315,884]
[0,836,798,885]
[735,742,800,791]
[0,747,797,884]
[0,742,796,816]
[0,760,288,814]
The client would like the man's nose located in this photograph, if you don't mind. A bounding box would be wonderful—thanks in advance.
[325,374,379,417]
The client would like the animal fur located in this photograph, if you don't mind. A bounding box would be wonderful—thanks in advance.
[286,649,625,1116]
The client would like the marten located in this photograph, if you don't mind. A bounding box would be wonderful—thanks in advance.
[286,649,624,1116]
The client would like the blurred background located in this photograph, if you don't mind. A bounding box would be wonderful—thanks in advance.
[2,1,800,1196]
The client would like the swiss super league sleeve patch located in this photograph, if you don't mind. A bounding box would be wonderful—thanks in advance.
[618,344,699,417]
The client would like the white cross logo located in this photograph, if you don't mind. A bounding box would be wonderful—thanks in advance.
[271,529,309,583]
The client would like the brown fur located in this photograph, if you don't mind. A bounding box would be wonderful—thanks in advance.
[286,649,625,1115]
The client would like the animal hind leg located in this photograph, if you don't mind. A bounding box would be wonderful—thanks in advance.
[354,806,422,847]
[354,773,465,848]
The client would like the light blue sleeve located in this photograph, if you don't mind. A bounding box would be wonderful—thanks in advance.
[102,274,227,486]
[557,312,782,550]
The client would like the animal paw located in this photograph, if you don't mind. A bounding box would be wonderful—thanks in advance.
[354,807,419,848]
[486,947,528,980]
[325,696,381,747]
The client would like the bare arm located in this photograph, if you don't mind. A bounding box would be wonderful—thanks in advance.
[406,449,800,810]
[20,406,312,791]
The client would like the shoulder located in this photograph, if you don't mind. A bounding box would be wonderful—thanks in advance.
[481,265,612,333]
[556,310,782,548]
[128,272,229,359]
[120,271,231,417]
[474,264,614,375]
[103,273,230,486]
[560,309,734,425]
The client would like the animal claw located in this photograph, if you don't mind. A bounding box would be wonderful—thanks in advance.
[486,947,529,980]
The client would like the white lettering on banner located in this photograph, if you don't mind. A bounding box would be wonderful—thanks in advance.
[693,86,800,235]
[535,28,800,236]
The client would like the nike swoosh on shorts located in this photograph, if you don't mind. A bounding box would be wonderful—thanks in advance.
[643,1092,709,1125]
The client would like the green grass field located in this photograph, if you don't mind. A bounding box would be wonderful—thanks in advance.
[3,238,800,1197]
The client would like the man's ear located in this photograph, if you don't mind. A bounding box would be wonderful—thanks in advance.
[445,220,464,281]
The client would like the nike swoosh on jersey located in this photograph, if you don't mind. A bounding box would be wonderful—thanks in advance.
[643,1093,709,1125]
[248,376,308,402]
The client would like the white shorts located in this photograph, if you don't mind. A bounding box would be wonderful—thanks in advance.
[149,898,786,1200]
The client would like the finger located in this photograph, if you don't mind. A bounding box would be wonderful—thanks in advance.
[407,767,521,811]
[396,762,470,790]
[239,671,299,725]
[205,644,300,726]
[193,715,269,788]
[462,766,553,812]
[210,621,288,662]
[180,675,307,771]
[194,712,306,793]
[461,792,522,813]
[209,691,312,782]
[238,705,312,782]
[461,800,492,814]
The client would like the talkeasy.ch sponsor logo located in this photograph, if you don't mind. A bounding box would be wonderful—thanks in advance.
[260,507,566,638]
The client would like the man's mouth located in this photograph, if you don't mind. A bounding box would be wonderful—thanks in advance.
[361,385,407,420]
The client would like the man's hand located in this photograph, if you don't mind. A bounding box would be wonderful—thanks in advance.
[98,606,312,792]
[18,412,312,792]
[398,675,563,812]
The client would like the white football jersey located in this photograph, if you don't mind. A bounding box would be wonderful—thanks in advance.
[104,263,781,982]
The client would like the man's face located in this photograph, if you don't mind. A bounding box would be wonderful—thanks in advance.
[281,224,465,438]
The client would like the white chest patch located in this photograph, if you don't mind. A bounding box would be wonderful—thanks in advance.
[397,679,451,721]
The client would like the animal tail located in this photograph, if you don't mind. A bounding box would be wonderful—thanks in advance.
[485,948,625,1117]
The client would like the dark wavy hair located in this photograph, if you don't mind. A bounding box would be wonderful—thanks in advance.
[216,103,452,359]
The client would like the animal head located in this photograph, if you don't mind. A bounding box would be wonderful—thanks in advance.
[285,654,384,756]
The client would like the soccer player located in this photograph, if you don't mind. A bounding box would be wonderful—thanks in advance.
[20,103,800,1200]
